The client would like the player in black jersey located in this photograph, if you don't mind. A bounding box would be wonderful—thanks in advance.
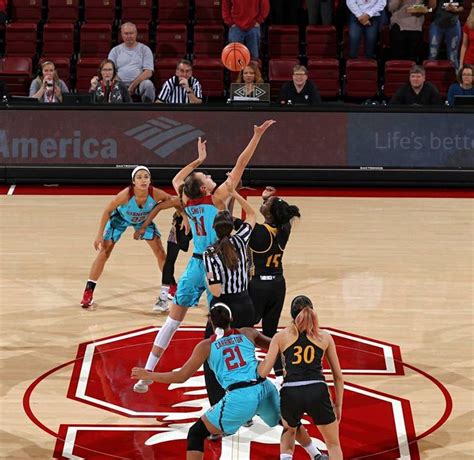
[248,186,301,377]
[258,295,344,460]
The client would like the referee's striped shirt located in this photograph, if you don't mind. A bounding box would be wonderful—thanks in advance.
[203,222,252,294]
[157,76,203,103]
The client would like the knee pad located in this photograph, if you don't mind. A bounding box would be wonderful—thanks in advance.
[153,317,181,349]
[187,419,210,452]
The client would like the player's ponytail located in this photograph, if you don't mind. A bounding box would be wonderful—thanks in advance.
[291,295,319,340]
[209,303,233,338]
[183,172,205,199]
[213,211,238,270]
[270,198,301,230]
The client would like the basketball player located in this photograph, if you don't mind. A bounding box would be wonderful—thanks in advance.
[258,295,344,460]
[80,166,177,308]
[133,120,275,393]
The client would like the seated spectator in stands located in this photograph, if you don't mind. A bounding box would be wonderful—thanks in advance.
[0,80,8,101]
[460,7,474,67]
[388,0,425,61]
[222,0,270,60]
[234,62,264,97]
[279,64,322,105]
[347,0,386,59]
[390,64,443,104]
[447,64,474,104]
[89,59,131,103]
[307,0,333,25]
[29,60,69,103]
[156,59,203,104]
[428,0,464,70]
[108,22,155,103]
[0,0,7,25]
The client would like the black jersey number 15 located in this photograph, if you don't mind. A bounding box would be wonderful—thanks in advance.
[265,253,282,268]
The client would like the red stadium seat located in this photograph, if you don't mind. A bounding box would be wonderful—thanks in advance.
[118,22,150,45]
[42,23,75,58]
[84,0,117,23]
[157,0,189,23]
[155,24,187,58]
[193,24,225,58]
[80,23,112,57]
[307,58,340,99]
[75,57,102,92]
[11,0,43,23]
[192,57,224,97]
[39,56,71,87]
[345,58,378,100]
[0,56,32,95]
[383,60,415,99]
[305,26,337,59]
[47,0,80,23]
[268,25,300,59]
[5,23,38,57]
[154,57,180,92]
[268,58,299,99]
[121,0,153,24]
[342,26,365,59]
[195,0,222,23]
[423,59,456,98]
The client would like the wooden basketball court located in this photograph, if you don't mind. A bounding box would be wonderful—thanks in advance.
[0,188,472,459]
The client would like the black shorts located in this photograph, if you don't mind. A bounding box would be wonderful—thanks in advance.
[280,383,336,427]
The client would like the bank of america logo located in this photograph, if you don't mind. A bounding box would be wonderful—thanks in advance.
[124,117,204,158]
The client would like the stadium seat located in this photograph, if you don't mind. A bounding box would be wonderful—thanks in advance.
[42,23,75,58]
[193,24,225,58]
[5,23,38,57]
[383,60,415,99]
[305,25,337,59]
[10,0,43,23]
[342,26,366,59]
[84,0,117,23]
[0,56,32,95]
[423,59,456,98]
[121,0,153,24]
[345,58,378,100]
[39,56,71,87]
[195,0,222,23]
[268,26,300,58]
[80,23,112,57]
[47,0,80,23]
[75,57,102,92]
[155,24,187,58]
[118,22,150,45]
[154,57,179,93]
[157,0,189,23]
[307,58,340,99]
[268,58,299,99]
[192,57,225,98]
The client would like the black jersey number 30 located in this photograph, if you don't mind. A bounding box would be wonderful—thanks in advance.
[292,345,316,364]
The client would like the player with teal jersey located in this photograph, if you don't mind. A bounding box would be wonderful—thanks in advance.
[133,120,276,394]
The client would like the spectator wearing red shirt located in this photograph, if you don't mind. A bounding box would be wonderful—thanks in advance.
[222,0,270,59]
[460,7,474,67]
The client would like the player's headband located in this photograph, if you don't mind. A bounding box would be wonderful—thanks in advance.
[210,302,233,321]
[131,165,150,180]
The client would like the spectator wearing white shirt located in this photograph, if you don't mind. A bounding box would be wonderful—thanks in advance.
[108,22,155,102]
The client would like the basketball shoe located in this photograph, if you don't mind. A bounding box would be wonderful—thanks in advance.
[80,288,94,308]
[167,284,177,300]
[314,454,329,460]
[153,297,169,312]
[133,379,153,393]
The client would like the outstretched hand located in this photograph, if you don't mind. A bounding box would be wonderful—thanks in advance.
[262,186,276,201]
[133,227,146,240]
[197,137,207,163]
[254,120,276,136]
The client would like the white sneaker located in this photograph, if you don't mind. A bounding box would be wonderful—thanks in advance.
[153,297,169,312]
[133,379,153,393]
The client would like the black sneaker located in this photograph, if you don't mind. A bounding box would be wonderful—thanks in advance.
[314,454,329,460]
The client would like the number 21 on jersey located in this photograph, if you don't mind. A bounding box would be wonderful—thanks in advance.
[223,346,247,370]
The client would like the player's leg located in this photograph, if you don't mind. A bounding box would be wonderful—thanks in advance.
[317,422,342,460]
[154,240,180,312]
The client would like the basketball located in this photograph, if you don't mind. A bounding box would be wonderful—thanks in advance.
[221,43,251,72]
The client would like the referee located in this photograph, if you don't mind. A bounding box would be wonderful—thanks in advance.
[156,59,203,104]
[203,188,256,405]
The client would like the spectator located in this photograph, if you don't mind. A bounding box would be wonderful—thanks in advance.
[388,0,425,61]
[307,0,333,25]
[269,0,299,24]
[156,59,203,104]
[234,62,264,97]
[29,60,69,103]
[0,80,8,101]
[390,64,443,104]
[428,0,464,69]
[89,59,131,103]
[447,64,474,104]
[347,0,387,59]
[279,64,322,104]
[222,0,270,60]
[0,0,7,25]
[460,6,474,67]
[108,22,155,102]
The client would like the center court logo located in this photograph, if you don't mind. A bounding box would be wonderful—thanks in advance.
[124,116,205,159]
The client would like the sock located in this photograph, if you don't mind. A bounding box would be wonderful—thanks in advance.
[280,455,292,460]
[159,285,170,300]
[145,352,160,371]
[303,441,321,457]
[85,280,97,291]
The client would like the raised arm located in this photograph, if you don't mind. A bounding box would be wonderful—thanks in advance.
[213,120,275,207]
[172,137,207,194]
[325,333,344,422]
[131,340,210,384]
[232,190,256,228]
